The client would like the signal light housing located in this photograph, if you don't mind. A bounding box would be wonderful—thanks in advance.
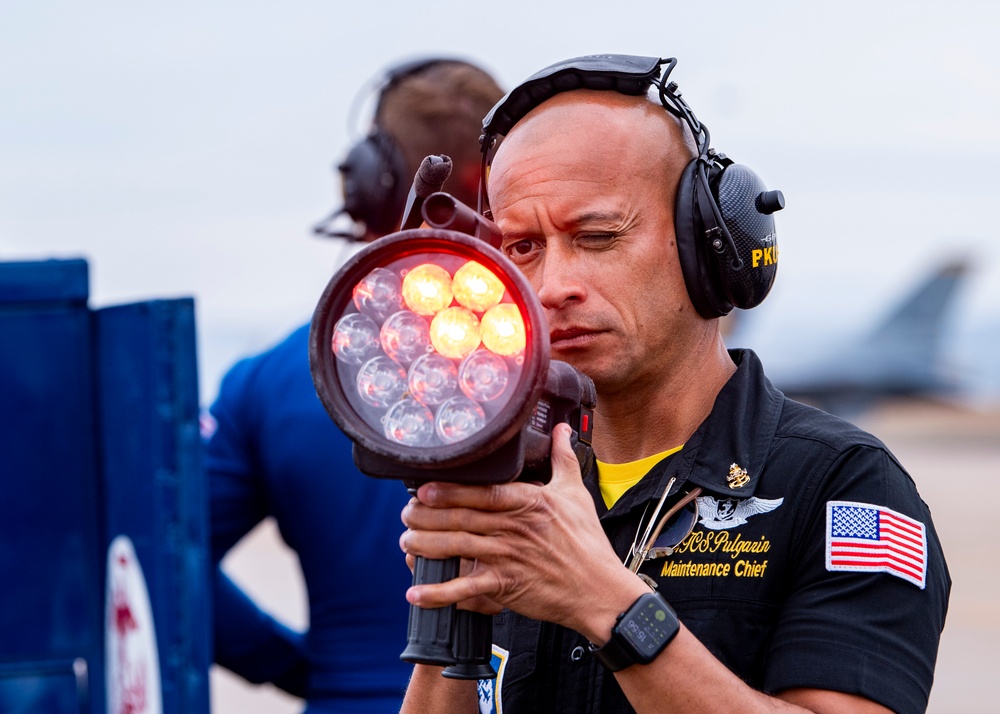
[310,227,593,485]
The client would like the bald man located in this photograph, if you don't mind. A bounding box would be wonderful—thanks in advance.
[400,55,948,714]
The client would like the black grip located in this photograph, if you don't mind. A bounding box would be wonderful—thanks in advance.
[399,556,459,666]
[442,610,497,680]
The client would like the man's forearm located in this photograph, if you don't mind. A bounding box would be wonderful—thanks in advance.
[613,625,891,714]
[400,664,477,713]
[214,569,308,696]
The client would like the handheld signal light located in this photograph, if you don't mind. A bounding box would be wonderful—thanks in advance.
[309,198,596,678]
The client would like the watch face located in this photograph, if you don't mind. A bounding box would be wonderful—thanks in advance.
[621,597,674,658]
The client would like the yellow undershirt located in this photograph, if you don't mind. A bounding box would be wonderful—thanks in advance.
[597,445,684,509]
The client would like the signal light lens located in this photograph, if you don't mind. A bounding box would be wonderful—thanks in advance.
[332,313,381,365]
[481,303,526,356]
[353,267,403,321]
[408,353,459,406]
[356,356,407,407]
[402,264,453,315]
[435,395,487,444]
[310,228,550,469]
[459,350,509,402]
[333,254,526,449]
[429,307,481,359]
[380,310,432,365]
[384,398,436,446]
[452,261,505,312]
[332,255,528,448]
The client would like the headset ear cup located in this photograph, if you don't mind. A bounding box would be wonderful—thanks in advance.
[712,164,778,310]
[674,159,732,318]
[674,159,779,318]
[338,137,383,225]
[337,131,410,236]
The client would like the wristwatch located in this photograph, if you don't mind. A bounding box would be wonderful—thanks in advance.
[588,591,680,671]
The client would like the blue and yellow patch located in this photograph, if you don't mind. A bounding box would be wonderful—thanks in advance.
[477,644,509,714]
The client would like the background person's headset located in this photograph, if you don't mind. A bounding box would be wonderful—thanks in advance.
[478,54,785,318]
[313,57,463,241]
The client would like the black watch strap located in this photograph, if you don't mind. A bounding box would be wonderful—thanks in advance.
[588,628,639,672]
[588,591,679,672]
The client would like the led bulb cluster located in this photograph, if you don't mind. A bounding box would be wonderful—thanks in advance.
[331,255,527,447]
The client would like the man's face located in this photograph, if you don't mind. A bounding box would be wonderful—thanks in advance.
[487,92,704,399]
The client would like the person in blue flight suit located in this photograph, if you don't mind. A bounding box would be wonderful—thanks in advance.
[398,54,950,714]
[205,58,504,713]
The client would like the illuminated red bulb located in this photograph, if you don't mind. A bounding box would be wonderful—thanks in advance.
[452,261,505,313]
[402,264,453,316]
[429,307,481,359]
[480,303,526,356]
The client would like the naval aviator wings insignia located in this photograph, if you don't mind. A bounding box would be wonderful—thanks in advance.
[696,495,784,530]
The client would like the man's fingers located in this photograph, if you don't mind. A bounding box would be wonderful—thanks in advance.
[402,499,513,536]
[414,478,533,512]
[406,569,499,610]
[549,422,583,485]
[400,527,506,563]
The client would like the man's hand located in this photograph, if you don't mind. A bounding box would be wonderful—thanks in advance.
[399,423,646,639]
[401,552,504,616]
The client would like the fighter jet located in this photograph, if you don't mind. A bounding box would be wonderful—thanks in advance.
[731,260,971,416]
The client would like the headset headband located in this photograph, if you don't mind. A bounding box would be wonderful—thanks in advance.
[374,56,479,122]
[482,55,662,137]
[478,55,712,213]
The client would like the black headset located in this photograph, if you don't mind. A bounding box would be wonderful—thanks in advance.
[314,58,460,241]
[479,54,784,318]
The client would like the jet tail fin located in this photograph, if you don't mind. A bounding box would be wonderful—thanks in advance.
[866,259,969,367]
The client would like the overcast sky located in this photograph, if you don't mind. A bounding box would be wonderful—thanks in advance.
[2,0,998,405]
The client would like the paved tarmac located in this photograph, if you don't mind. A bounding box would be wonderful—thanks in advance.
[211,400,1000,713]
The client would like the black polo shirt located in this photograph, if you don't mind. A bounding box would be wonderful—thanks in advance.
[477,349,950,714]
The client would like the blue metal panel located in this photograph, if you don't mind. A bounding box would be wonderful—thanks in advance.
[0,259,103,713]
[0,258,89,305]
[0,259,211,714]
[0,660,88,714]
[95,299,211,714]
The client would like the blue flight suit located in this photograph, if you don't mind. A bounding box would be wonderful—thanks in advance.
[207,323,413,713]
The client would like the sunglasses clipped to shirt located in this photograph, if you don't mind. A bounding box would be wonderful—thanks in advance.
[625,477,702,577]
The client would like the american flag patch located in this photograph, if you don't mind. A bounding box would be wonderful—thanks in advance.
[825,500,927,589]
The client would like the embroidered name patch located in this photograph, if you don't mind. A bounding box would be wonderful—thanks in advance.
[825,500,927,588]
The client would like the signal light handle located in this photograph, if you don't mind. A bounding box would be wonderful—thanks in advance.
[400,554,460,666]
[442,610,497,680]
[400,155,453,231]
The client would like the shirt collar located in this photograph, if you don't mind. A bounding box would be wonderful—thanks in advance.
[583,349,783,514]
[677,349,783,498]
